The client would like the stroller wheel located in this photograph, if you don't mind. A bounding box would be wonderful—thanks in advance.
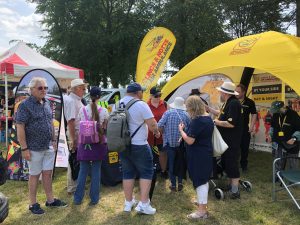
[214,188,224,200]
[241,180,252,192]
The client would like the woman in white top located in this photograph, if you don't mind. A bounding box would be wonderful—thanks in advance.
[74,87,109,206]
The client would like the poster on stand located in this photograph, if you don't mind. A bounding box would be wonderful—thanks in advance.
[7,69,63,180]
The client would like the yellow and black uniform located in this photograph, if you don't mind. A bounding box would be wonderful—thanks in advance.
[217,95,243,178]
[271,107,300,154]
[240,97,257,170]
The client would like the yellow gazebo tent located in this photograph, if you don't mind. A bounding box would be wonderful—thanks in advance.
[162,31,300,98]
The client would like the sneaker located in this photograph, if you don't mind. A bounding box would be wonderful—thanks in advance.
[45,198,68,207]
[228,190,240,199]
[169,185,177,192]
[29,203,45,215]
[178,183,183,192]
[160,171,168,179]
[123,199,137,212]
[135,201,156,215]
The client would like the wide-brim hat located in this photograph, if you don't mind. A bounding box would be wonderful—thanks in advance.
[170,97,186,110]
[71,79,87,88]
[216,81,239,95]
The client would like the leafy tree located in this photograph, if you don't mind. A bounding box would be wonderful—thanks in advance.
[220,0,286,38]
[155,0,230,69]
[29,0,155,87]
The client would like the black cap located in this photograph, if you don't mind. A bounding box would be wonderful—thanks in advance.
[90,87,101,98]
[189,88,201,96]
[150,87,161,95]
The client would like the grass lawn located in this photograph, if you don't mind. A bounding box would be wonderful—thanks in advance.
[0,148,300,225]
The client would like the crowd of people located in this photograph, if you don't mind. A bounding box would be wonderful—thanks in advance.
[14,76,300,219]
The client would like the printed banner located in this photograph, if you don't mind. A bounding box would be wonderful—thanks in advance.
[8,69,64,180]
[136,27,176,100]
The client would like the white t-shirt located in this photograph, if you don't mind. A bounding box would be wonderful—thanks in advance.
[78,104,109,125]
[119,96,154,145]
[64,93,83,131]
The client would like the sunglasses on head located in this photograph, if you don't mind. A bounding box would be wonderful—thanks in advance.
[36,86,48,91]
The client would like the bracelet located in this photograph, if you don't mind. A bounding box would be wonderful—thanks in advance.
[21,148,28,152]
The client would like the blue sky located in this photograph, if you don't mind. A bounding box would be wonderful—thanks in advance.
[0,0,297,54]
[0,0,45,53]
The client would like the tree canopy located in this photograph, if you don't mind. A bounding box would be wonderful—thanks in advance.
[29,0,298,87]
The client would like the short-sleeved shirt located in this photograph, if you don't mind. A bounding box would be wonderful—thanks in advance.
[240,97,257,129]
[147,100,167,146]
[64,92,83,131]
[217,95,243,148]
[119,96,154,145]
[15,96,53,151]
[78,104,109,125]
[158,109,190,147]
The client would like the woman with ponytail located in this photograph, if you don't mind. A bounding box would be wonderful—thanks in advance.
[74,87,109,206]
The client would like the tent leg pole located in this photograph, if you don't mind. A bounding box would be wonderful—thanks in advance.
[5,74,8,148]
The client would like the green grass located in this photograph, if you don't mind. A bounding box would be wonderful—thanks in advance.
[0,149,300,225]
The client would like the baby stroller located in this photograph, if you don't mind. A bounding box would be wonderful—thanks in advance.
[209,156,252,200]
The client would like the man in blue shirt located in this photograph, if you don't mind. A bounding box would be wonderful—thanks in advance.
[16,77,67,215]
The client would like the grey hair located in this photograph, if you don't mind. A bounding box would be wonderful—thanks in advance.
[28,77,47,89]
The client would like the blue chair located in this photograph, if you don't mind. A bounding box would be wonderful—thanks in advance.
[272,157,300,210]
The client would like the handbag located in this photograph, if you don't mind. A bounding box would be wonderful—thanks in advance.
[212,126,228,157]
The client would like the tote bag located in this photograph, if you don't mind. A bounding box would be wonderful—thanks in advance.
[212,126,228,157]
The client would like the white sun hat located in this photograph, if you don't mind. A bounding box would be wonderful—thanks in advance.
[169,97,186,110]
[216,81,239,95]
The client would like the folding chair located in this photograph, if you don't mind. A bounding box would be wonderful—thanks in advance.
[272,156,300,210]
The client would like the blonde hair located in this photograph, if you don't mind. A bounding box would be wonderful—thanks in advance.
[185,95,206,119]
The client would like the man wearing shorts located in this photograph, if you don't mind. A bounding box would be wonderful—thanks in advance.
[16,77,67,215]
[209,81,243,199]
[119,82,160,215]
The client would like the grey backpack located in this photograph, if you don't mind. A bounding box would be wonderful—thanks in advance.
[107,98,143,152]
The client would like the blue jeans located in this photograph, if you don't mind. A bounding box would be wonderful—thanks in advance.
[166,145,182,187]
[74,160,102,204]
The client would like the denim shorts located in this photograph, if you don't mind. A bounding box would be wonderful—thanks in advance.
[120,144,153,180]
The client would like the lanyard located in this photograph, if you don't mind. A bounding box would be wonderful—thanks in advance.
[218,102,227,119]
[278,115,287,131]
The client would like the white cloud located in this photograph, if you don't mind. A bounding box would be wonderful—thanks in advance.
[0,0,45,53]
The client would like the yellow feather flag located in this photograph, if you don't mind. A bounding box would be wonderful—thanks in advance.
[136,27,176,100]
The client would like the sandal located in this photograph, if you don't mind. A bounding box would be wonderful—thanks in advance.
[187,211,208,219]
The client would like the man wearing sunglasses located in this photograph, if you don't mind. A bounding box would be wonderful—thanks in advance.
[64,79,87,195]
[16,77,67,214]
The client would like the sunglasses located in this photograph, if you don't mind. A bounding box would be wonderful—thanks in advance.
[154,94,162,98]
[36,86,48,91]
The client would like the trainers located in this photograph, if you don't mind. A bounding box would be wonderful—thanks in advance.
[123,199,137,212]
[169,185,177,192]
[45,198,68,207]
[160,171,168,179]
[178,183,183,192]
[228,190,240,199]
[135,201,156,215]
[29,203,45,215]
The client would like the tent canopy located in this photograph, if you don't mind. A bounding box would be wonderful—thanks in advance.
[0,41,84,79]
[162,31,300,98]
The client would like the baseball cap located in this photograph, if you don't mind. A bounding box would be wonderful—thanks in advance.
[126,82,146,93]
[90,87,101,98]
[150,87,161,97]
[270,101,284,114]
